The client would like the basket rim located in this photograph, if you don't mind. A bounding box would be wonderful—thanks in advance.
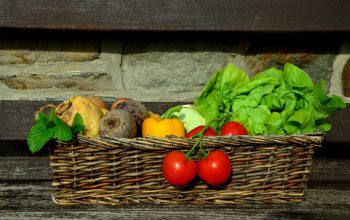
[102,132,324,144]
[53,133,325,151]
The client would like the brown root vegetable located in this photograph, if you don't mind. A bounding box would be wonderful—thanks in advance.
[55,96,102,137]
[87,96,106,109]
[99,109,137,138]
[111,98,149,128]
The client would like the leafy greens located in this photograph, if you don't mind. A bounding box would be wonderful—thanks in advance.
[194,63,345,135]
[27,108,85,153]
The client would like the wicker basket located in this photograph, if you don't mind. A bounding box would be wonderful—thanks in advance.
[49,134,323,205]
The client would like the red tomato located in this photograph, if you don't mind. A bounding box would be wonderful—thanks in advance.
[162,151,197,187]
[197,150,231,186]
[220,121,248,136]
[186,126,217,138]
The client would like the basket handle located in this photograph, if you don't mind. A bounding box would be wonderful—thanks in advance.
[34,104,56,120]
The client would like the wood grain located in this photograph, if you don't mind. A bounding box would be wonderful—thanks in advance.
[0,0,350,32]
[0,181,349,219]
[324,103,350,145]
[0,157,50,180]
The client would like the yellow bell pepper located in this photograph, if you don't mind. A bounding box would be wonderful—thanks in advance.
[142,107,185,138]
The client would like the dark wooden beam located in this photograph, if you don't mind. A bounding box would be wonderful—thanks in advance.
[324,103,350,145]
[0,0,350,32]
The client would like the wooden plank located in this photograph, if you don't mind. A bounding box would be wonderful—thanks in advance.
[310,158,350,182]
[0,181,349,219]
[1,156,349,182]
[0,0,350,32]
[0,157,50,180]
[0,100,45,142]
[324,103,350,145]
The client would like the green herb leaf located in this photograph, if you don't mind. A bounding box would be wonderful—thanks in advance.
[52,114,72,141]
[36,112,49,124]
[27,123,54,153]
[27,107,82,153]
[71,113,85,135]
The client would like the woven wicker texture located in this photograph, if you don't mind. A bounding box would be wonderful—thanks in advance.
[50,134,323,205]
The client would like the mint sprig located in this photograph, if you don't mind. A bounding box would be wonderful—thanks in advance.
[71,112,85,135]
[27,108,84,153]
[52,114,73,141]
[27,123,54,153]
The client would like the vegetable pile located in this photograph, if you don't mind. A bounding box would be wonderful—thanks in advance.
[27,97,151,153]
[161,63,345,187]
[27,63,346,188]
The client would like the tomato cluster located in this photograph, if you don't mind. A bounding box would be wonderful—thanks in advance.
[162,121,248,187]
[163,121,248,187]
[162,150,231,187]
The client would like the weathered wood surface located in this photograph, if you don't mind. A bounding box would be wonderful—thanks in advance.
[0,101,349,144]
[0,0,350,32]
[0,181,349,220]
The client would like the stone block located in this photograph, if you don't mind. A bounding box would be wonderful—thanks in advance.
[121,39,237,94]
[0,39,123,100]
[239,40,340,91]
[0,38,99,64]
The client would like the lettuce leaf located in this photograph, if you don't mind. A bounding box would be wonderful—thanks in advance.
[194,64,249,130]
[194,63,345,135]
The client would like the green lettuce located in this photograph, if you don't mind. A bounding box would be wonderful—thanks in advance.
[194,63,345,135]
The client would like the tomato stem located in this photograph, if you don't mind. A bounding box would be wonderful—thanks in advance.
[185,139,200,158]
[186,115,232,159]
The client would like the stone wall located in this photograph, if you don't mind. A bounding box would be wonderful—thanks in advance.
[0,35,349,103]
